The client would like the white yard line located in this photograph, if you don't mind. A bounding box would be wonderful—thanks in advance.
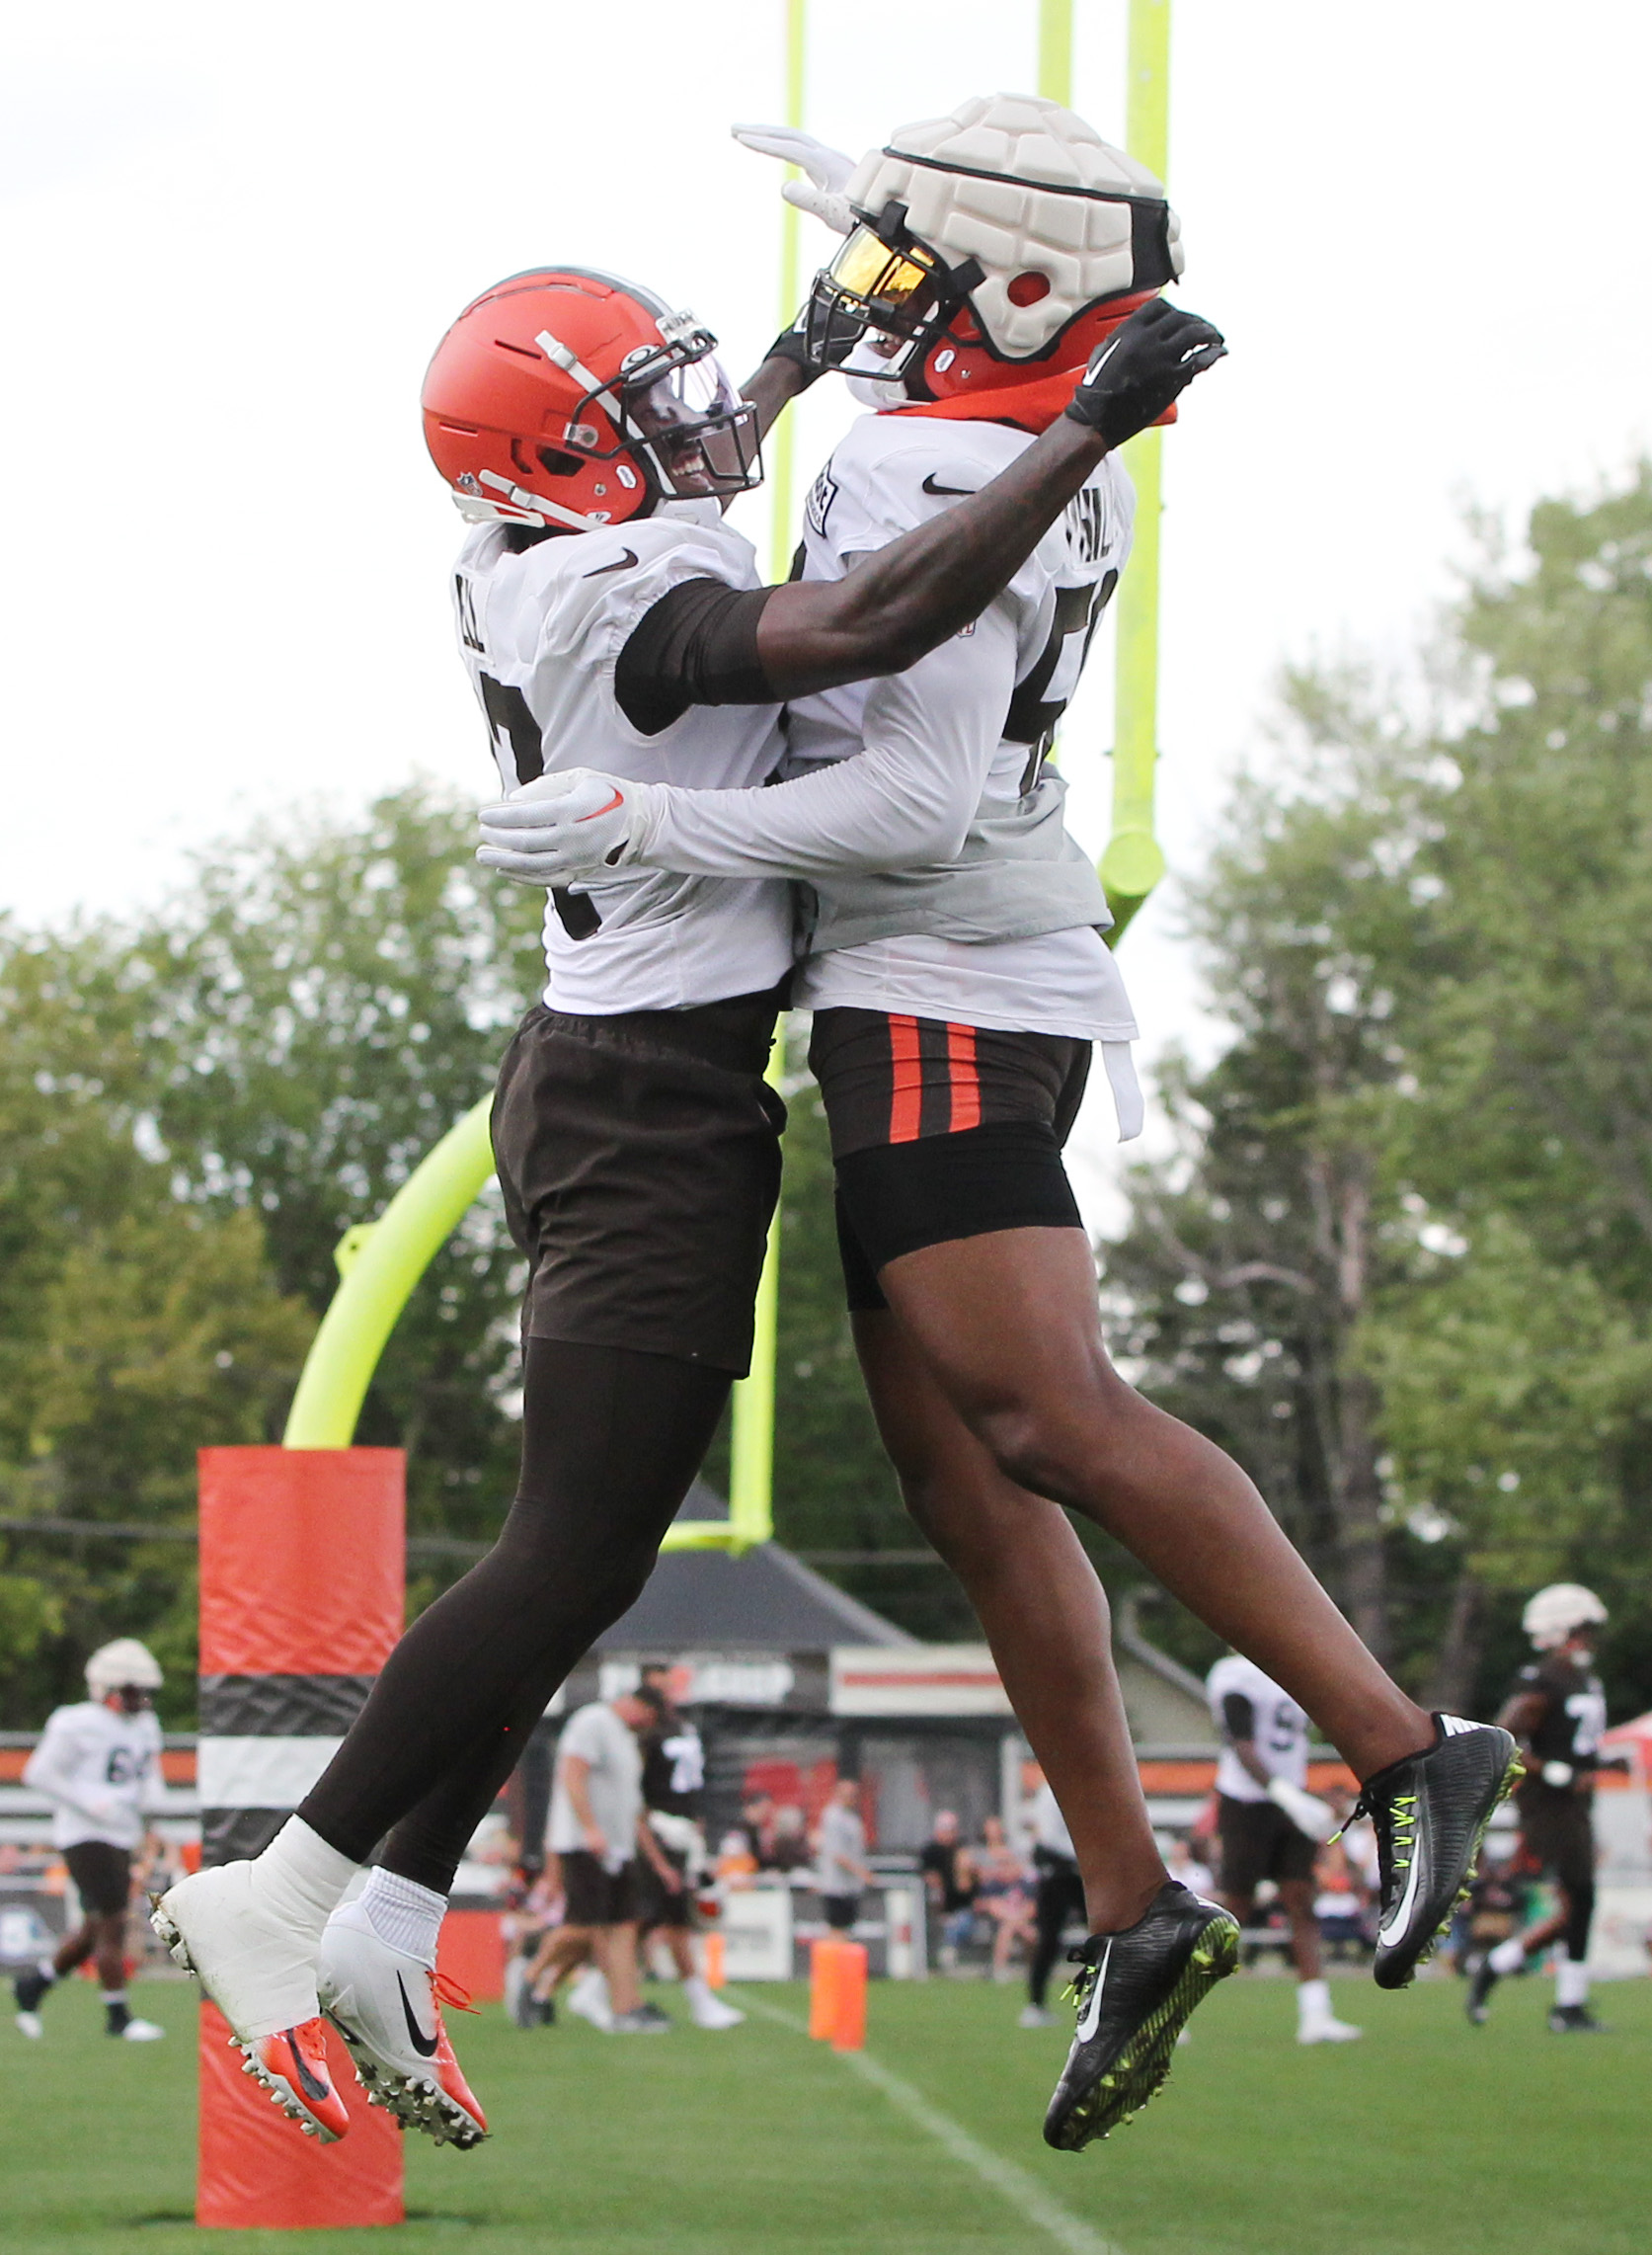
[733,1991,1128,2255]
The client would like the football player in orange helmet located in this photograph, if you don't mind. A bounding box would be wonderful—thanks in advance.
[154,256,1224,2147]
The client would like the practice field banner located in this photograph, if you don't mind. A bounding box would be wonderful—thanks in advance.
[195,1446,406,2229]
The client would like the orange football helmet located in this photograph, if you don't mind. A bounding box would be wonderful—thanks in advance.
[422,268,761,532]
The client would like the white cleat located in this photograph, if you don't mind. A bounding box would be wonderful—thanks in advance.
[150,1866,350,2140]
[1019,2004,1058,2029]
[15,2012,42,2040]
[684,1976,745,2030]
[1298,2014,1364,2045]
[318,1903,487,2149]
[117,2017,168,2041]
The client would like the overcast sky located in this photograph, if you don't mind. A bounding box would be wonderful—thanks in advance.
[4,1,1649,1214]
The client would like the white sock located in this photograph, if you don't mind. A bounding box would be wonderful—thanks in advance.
[37,1958,56,1985]
[1488,1936,1527,1976]
[251,1816,358,1947]
[1554,1958,1591,2009]
[102,1990,128,2007]
[684,1974,712,2003]
[1298,1978,1331,2023]
[357,1866,446,1965]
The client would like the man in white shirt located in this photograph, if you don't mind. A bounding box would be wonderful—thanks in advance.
[1207,1653,1361,2046]
[15,1640,167,2042]
[815,1778,873,1932]
[525,1689,679,2034]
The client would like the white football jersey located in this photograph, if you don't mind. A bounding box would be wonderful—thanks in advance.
[787,409,1140,1042]
[24,1700,163,1851]
[454,516,795,1014]
[1207,1655,1310,1803]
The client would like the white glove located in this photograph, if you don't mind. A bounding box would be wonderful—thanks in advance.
[1541,1759,1575,1789]
[1266,1776,1338,1843]
[475,768,663,886]
[732,121,857,235]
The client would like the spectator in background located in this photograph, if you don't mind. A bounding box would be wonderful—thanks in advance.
[920,1812,979,1972]
[768,1804,811,1872]
[974,1814,1036,1983]
[741,1794,779,1868]
[1164,1835,1215,1898]
[815,1779,873,1932]
[1023,1774,1084,2029]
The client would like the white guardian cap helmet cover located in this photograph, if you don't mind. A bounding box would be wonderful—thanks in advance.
[86,1637,165,1696]
[809,94,1183,393]
[1522,1583,1609,1651]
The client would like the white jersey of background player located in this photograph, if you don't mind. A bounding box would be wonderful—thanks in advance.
[26,1689,163,1849]
[1207,1653,1311,1802]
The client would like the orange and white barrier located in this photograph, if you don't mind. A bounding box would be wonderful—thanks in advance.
[195,1447,405,2230]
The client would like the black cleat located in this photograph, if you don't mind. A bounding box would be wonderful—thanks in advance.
[1464,1953,1501,2025]
[1043,1882,1239,2151]
[1352,1715,1521,1991]
[1548,2004,1605,2034]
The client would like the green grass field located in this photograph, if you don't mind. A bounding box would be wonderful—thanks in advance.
[5,1969,1647,2255]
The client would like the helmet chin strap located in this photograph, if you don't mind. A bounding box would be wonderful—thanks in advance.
[461,471,602,530]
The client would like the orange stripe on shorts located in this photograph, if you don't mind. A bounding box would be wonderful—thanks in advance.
[946,1022,981,1132]
[888,1015,924,1143]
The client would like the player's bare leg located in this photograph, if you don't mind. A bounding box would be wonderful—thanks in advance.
[853,1309,1165,1933]
[876,1227,1518,1995]
[875,1228,1432,1779]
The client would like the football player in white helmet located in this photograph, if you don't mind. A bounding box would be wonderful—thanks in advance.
[153,255,1215,2145]
[1467,1584,1618,2031]
[483,94,1518,2147]
[15,1642,167,2042]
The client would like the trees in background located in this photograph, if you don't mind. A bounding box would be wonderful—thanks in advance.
[1108,467,1652,1714]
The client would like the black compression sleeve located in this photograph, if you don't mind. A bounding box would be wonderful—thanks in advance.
[613,577,777,735]
[1221,1692,1256,1741]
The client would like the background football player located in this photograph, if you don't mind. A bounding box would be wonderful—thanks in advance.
[1206,1652,1362,2046]
[15,1640,167,2043]
[480,94,1517,2149]
[1468,1583,1616,2031]
[153,256,1207,2143]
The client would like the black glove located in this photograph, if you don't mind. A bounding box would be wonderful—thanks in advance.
[763,300,863,390]
[1064,297,1226,446]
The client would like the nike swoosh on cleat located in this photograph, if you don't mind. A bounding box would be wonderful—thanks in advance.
[282,2032,336,2105]
[1378,1845,1424,1948]
[397,1974,439,2058]
[1075,1939,1112,2043]
[582,548,640,577]
[920,474,978,498]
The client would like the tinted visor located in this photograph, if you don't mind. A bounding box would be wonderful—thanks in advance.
[626,351,760,498]
[824,225,943,331]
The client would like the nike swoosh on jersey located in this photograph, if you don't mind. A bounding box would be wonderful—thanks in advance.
[920,474,978,498]
[397,1973,439,2058]
[582,548,640,578]
[1075,1938,1112,2042]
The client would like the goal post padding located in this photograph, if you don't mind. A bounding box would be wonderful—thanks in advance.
[195,1446,405,2229]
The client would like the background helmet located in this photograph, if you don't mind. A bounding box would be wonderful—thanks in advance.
[810,93,1183,403]
[1522,1583,1609,1651]
[85,1638,164,1698]
[422,268,761,533]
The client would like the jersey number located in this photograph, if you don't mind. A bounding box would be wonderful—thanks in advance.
[1003,569,1119,784]
[477,674,599,943]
